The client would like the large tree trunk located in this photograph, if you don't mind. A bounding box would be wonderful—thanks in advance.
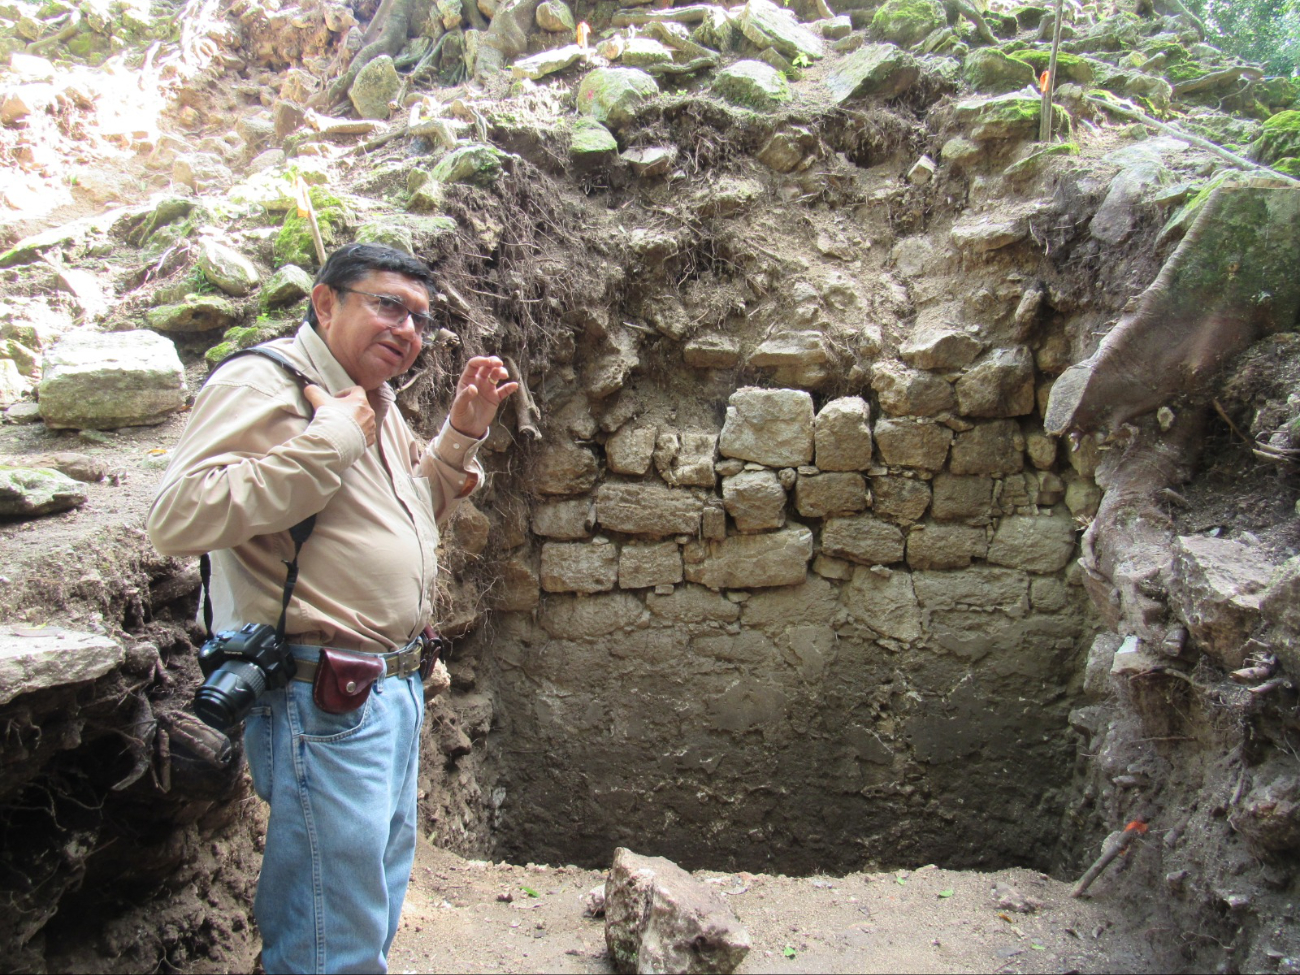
[315,0,418,109]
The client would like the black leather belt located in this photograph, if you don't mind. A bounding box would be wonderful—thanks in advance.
[289,638,424,683]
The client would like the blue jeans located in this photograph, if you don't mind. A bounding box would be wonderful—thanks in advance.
[243,649,425,974]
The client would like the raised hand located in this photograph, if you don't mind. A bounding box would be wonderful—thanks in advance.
[448,356,519,438]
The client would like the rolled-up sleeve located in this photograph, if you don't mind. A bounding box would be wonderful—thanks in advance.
[416,419,487,526]
[147,378,368,557]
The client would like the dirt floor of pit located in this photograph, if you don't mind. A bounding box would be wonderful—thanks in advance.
[386,840,1158,974]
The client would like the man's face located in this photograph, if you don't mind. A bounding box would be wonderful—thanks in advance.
[311,271,427,390]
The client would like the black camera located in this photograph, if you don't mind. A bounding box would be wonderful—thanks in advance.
[193,623,298,732]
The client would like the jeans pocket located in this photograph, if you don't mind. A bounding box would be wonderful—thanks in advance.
[289,679,373,742]
[244,706,273,802]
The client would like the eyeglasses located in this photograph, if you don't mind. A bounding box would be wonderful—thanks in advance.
[336,287,435,335]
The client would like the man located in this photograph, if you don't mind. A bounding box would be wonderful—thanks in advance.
[147,243,516,973]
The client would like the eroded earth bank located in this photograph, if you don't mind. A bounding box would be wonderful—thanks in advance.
[1,0,1299,970]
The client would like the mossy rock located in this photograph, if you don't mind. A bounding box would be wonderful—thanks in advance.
[1003,140,1079,178]
[1010,49,1094,85]
[204,320,294,367]
[1139,38,1189,64]
[1256,77,1300,112]
[1165,61,1207,85]
[964,48,1036,94]
[273,187,347,270]
[871,0,944,48]
[430,144,505,187]
[145,295,239,333]
[1273,157,1300,178]
[711,59,791,110]
[356,222,415,254]
[1250,110,1300,165]
[577,67,660,129]
[955,93,1069,142]
[261,264,314,308]
[570,118,618,158]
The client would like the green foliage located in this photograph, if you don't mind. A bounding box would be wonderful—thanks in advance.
[1182,0,1300,76]
[273,187,347,270]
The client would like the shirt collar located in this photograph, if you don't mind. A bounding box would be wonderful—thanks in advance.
[293,321,397,428]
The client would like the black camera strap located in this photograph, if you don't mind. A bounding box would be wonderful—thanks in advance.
[198,346,320,642]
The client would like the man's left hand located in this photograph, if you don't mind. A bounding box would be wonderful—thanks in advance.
[449,356,519,439]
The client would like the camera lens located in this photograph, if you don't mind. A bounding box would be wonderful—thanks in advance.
[194,659,269,732]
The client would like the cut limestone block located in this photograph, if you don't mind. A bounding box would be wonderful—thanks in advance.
[719,387,814,467]
[0,626,124,706]
[38,330,186,430]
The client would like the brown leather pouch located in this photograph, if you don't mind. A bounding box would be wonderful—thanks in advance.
[312,648,386,715]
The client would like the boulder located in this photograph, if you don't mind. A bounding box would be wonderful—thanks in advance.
[747,331,830,387]
[492,557,540,612]
[619,542,684,589]
[840,566,922,641]
[1261,555,1300,675]
[541,540,620,593]
[606,424,657,475]
[871,360,955,416]
[684,334,740,369]
[822,513,905,565]
[756,125,817,173]
[719,387,814,468]
[1171,535,1275,669]
[822,42,918,104]
[930,473,995,522]
[913,565,1029,616]
[570,118,619,162]
[953,92,1062,142]
[262,264,314,306]
[814,396,872,471]
[622,146,678,178]
[951,211,1031,252]
[536,0,575,32]
[683,526,814,589]
[621,38,675,71]
[577,68,659,129]
[349,54,400,119]
[605,848,751,975]
[711,60,792,110]
[870,0,943,47]
[535,441,600,495]
[514,45,587,81]
[653,429,718,488]
[986,512,1077,573]
[646,584,741,623]
[907,522,988,570]
[899,328,977,374]
[431,144,505,187]
[737,0,825,62]
[596,482,703,536]
[0,626,124,705]
[38,330,186,430]
[144,295,240,333]
[873,418,951,471]
[197,238,260,297]
[0,466,89,517]
[871,475,930,525]
[794,471,867,518]
[532,499,595,539]
[539,592,643,638]
[722,469,787,532]
[173,152,232,192]
[954,347,1036,418]
[963,48,1037,93]
[949,420,1024,476]
[0,359,25,405]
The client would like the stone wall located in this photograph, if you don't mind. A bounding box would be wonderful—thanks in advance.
[466,347,1102,874]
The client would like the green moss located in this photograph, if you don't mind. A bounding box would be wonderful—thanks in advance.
[273,187,347,270]
[1139,39,1189,63]
[1009,49,1094,84]
[1252,110,1300,165]
[1003,140,1079,178]
[204,320,292,366]
[871,0,944,48]
[1165,61,1207,84]
[1273,157,1300,177]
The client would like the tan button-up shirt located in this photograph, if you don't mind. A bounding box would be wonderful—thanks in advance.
[147,323,484,651]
